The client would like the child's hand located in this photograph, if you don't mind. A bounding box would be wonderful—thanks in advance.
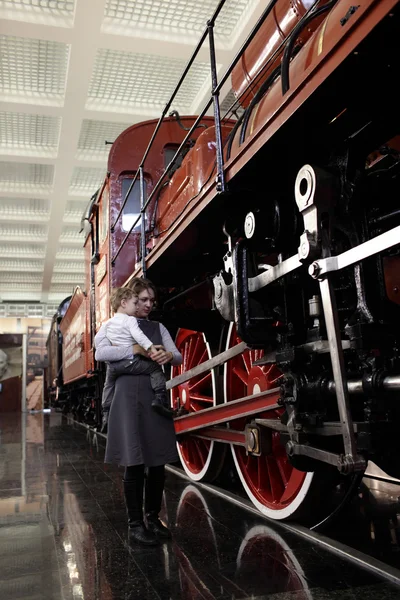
[132,344,148,357]
[147,345,157,357]
[150,347,173,365]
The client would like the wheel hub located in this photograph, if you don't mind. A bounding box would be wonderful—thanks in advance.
[247,366,271,395]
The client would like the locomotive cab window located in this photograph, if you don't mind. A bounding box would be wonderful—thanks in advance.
[163,144,186,177]
[121,178,147,233]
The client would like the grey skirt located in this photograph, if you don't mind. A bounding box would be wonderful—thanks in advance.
[104,373,179,467]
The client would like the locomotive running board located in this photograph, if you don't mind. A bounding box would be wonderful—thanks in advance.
[166,341,247,390]
[174,388,280,435]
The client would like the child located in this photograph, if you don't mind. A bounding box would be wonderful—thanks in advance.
[95,287,173,425]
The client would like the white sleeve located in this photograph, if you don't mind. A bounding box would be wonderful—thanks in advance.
[94,322,108,347]
[159,323,183,366]
[127,317,153,351]
[94,324,132,362]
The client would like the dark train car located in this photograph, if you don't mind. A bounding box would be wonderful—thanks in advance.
[45,295,71,411]
[52,0,400,523]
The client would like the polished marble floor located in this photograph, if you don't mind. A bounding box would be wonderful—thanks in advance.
[1,412,400,600]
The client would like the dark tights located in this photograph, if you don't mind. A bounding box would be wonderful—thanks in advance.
[123,463,165,517]
[124,464,144,481]
[124,464,165,481]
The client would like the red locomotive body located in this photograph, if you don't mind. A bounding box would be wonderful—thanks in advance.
[53,0,400,523]
[60,287,87,384]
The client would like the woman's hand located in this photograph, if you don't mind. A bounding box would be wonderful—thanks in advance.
[150,345,173,365]
[132,344,148,357]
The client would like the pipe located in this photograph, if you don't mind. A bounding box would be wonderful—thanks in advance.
[327,375,400,395]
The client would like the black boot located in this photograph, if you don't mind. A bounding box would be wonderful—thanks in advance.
[123,469,159,546]
[145,465,172,539]
[151,390,173,419]
[129,520,160,545]
[146,512,172,539]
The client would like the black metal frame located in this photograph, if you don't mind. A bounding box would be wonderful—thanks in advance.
[110,0,281,272]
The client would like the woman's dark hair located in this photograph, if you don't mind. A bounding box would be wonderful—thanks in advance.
[128,277,157,299]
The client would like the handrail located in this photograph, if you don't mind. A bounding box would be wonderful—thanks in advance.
[110,0,227,234]
[110,0,281,271]
[111,96,214,265]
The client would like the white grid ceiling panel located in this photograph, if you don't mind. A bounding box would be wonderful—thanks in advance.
[0,35,69,104]
[56,246,84,259]
[0,197,50,221]
[77,119,131,157]
[48,291,73,302]
[0,0,75,26]
[0,259,44,272]
[50,283,80,294]
[69,166,104,195]
[53,260,84,272]
[220,88,244,118]
[88,49,210,112]
[0,223,48,241]
[103,0,250,39]
[0,161,54,192]
[60,225,85,244]
[0,288,42,301]
[0,271,42,283]
[51,272,84,283]
[0,243,46,258]
[64,198,87,223]
[47,293,68,302]
[0,112,61,155]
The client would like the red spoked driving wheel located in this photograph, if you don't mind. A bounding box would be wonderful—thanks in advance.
[224,323,315,520]
[171,328,225,482]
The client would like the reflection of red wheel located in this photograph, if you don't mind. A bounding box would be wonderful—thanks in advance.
[171,329,225,481]
[224,323,315,520]
[175,485,219,599]
[236,525,312,598]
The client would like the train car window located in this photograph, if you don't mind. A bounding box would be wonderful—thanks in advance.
[163,144,185,177]
[121,178,147,232]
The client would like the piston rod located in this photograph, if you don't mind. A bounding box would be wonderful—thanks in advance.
[328,374,400,394]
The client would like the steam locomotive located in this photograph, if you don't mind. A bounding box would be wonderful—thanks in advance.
[46,0,400,523]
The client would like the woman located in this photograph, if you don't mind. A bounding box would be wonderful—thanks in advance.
[95,278,182,546]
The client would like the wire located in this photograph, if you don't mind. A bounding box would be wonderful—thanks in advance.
[281,0,336,95]
[310,470,364,531]
[239,65,281,147]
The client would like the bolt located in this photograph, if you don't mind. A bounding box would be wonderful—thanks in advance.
[308,262,320,278]
[300,242,308,257]
[286,441,295,456]
[247,430,256,451]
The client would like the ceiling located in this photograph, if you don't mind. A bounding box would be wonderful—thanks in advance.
[0,0,263,311]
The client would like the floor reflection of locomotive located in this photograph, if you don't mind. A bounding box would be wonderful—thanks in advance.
[173,484,313,599]
[46,0,400,525]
